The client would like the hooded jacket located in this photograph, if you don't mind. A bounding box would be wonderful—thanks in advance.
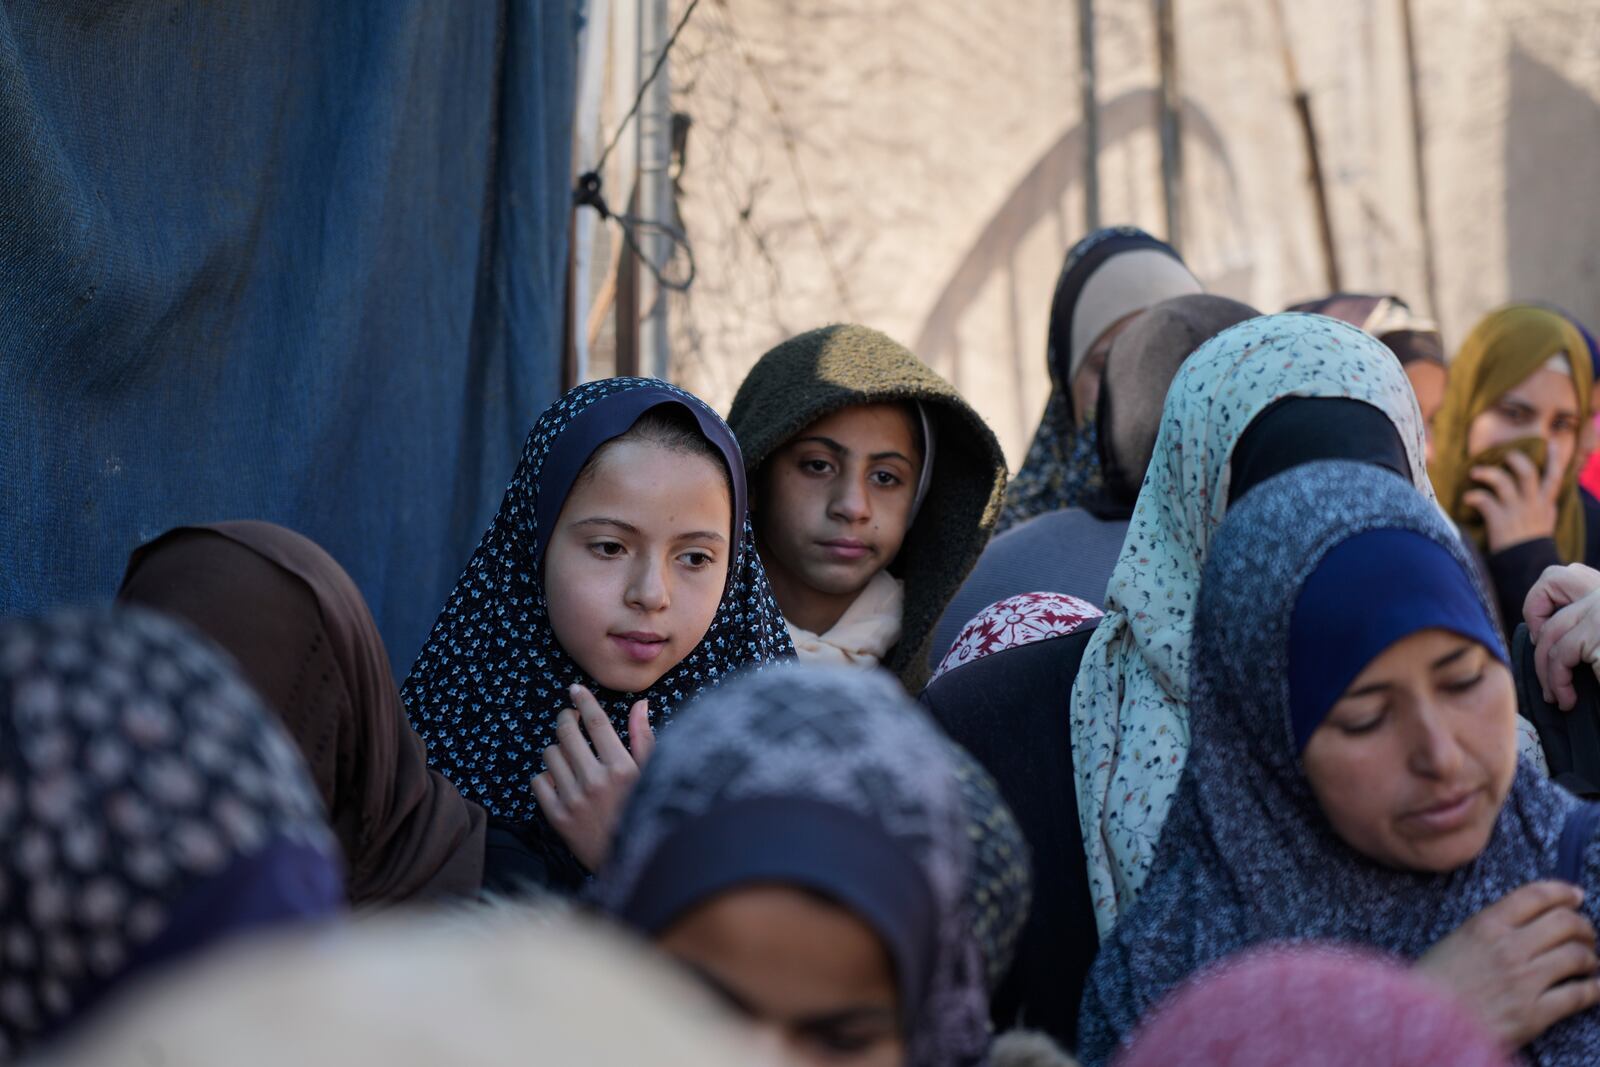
[727,324,1008,691]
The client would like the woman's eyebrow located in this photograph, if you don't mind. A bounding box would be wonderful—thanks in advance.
[571,517,638,532]
[1430,645,1474,670]
[672,529,727,544]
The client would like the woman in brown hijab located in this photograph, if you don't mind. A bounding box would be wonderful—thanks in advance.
[118,521,491,906]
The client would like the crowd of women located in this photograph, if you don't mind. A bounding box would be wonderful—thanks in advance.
[12,224,1600,1066]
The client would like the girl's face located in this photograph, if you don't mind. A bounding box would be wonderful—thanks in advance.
[1302,629,1518,873]
[756,404,921,631]
[658,886,905,1067]
[545,439,733,693]
[1465,364,1580,466]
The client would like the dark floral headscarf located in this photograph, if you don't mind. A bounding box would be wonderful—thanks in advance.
[403,378,793,830]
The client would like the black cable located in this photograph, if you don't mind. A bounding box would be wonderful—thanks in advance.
[592,0,702,176]
[574,0,703,293]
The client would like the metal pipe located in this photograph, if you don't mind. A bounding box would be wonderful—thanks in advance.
[1077,0,1101,232]
[636,0,672,379]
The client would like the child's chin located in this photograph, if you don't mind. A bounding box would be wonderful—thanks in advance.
[590,661,668,695]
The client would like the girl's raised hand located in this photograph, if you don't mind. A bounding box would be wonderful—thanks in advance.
[531,685,654,871]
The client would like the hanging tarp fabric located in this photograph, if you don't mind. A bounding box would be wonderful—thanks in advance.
[0,1,579,674]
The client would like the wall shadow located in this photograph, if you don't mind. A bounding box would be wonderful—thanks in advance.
[1505,42,1600,329]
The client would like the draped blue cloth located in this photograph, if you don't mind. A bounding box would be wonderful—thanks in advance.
[0,0,579,673]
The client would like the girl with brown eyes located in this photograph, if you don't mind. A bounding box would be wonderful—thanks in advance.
[1430,305,1597,630]
[403,379,793,889]
[1077,461,1600,1066]
[727,325,1008,692]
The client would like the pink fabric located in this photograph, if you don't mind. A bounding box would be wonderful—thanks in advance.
[931,592,1102,681]
[1115,946,1511,1067]
[1582,421,1600,498]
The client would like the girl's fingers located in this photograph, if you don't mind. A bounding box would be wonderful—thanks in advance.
[555,708,603,785]
[541,745,581,807]
[531,771,569,824]
[572,685,631,766]
[629,700,655,766]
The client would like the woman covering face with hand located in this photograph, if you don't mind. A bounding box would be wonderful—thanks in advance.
[1430,305,1595,629]
[404,378,792,888]
[594,664,1021,1067]
[1078,462,1600,1066]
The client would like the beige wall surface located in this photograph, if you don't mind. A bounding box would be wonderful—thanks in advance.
[586,0,1600,465]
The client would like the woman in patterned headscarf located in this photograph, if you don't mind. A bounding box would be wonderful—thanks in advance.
[594,663,1029,1067]
[924,314,1478,1047]
[404,378,793,889]
[1070,313,1450,935]
[998,227,1202,533]
[0,607,343,1061]
[1078,462,1600,1066]
[1286,292,1448,457]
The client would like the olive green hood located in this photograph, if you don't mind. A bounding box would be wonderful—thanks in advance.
[727,324,1008,690]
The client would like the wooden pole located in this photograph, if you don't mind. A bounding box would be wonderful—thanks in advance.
[1399,0,1441,319]
[1271,0,1341,291]
[1155,0,1183,251]
[1077,0,1101,232]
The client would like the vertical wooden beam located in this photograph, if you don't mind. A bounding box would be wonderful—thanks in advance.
[1271,0,1341,291]
[1155,0,1183,251]
[1077,0,1101,232]
[1399,0,1441,319]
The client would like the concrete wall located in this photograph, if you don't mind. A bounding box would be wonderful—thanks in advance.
[591,0,1600,464]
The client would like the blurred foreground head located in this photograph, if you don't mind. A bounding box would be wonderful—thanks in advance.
[33,907,783,1067]
[1116,945,1509,1067]
[0,607,341,1060]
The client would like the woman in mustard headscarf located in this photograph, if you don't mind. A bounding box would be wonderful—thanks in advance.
[1430,304,1595,630]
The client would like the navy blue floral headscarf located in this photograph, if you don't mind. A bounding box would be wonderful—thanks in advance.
[403,378,793,831]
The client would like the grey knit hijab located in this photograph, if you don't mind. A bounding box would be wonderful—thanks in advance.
[1077,461,1600,1067]
[593,663,998,1067]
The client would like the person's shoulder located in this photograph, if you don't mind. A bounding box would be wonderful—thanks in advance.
[922,621,1099,712]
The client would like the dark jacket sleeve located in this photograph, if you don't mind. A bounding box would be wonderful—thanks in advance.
[919,625,1100,1049]
[1488,537,1562,634]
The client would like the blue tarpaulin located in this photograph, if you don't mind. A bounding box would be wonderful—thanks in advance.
[0,2,578,674]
